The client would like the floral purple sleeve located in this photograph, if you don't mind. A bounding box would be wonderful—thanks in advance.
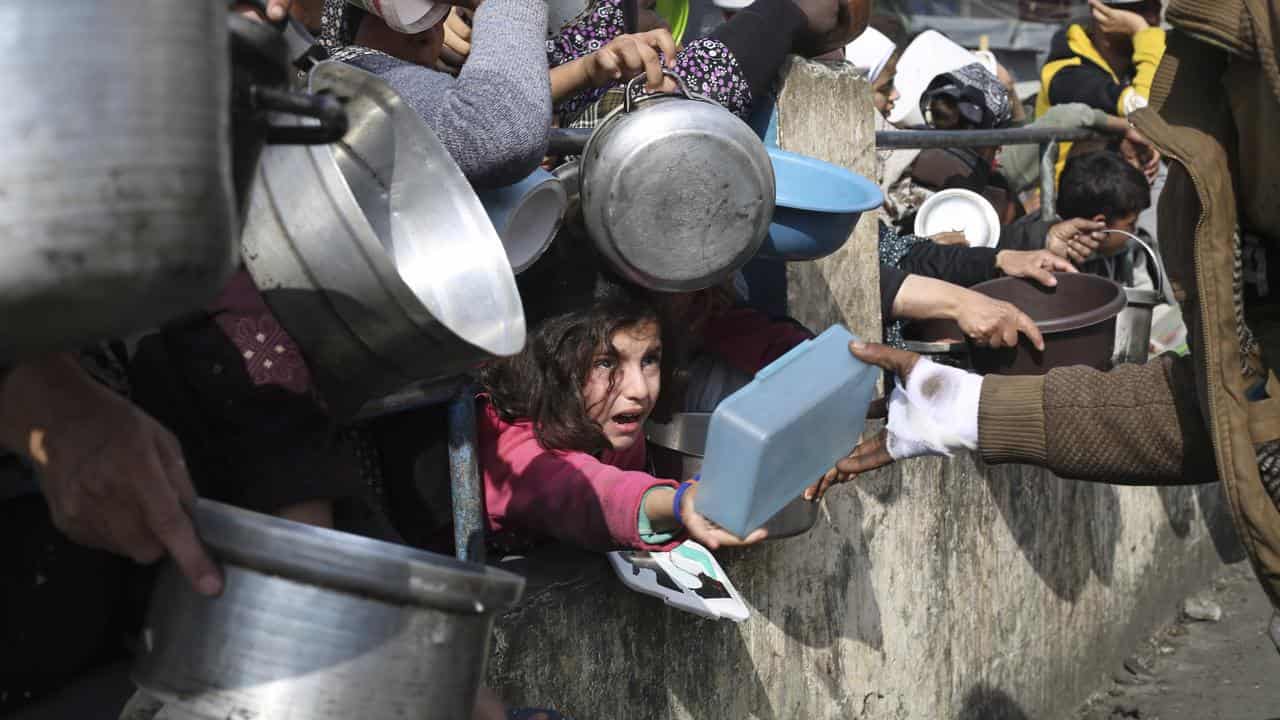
[661,37,752,119]
[545,0,626,68]
[558,36,755,123]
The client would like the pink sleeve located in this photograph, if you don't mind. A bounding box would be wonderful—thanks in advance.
[479,404,679,551]
[699,307,815,377]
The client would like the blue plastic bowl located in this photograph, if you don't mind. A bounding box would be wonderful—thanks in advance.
[759,147,883,261]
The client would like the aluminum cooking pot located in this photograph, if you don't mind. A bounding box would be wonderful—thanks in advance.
[133,500,525,720]
[0,1,238,361]
[580,72,775,291]
[242,61,525,418]
[646,412,820,540]
[1107,230,1172,366]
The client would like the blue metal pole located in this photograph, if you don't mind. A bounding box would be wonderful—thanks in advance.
[448,385,485,563]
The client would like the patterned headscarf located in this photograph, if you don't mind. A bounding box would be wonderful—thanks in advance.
[919,62,1011,130]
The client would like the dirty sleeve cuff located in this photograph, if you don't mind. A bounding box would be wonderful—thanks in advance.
[978,374,1048,466]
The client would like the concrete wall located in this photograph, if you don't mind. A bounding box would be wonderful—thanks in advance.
[486,58,1240,719]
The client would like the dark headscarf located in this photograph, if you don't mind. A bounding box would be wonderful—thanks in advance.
[919,62,1012,130]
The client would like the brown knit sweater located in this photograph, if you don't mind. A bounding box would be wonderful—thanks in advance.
[979,355,1217,484]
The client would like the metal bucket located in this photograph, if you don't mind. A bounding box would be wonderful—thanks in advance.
[132,500,524,720]
[1107,231,1172,366]
[646,412,819,539]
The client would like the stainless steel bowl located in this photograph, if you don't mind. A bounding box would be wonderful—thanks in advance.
[242,61,526,418]
[132,500,524,720]
[646,412,819,540]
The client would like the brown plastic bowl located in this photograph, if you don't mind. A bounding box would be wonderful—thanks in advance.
[967,273,1126,375]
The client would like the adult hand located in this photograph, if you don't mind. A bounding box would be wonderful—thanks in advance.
[792,0,871,58]
[804,342,920,500]
[1089,0,1149,36]
[1045,217,1107,264]
[435,8,472,76]
[995,249,1077,287]
[0,355,222,596]
[954,290,1044,350]
[1122,126,1162,183]
[584,29,679,92]
[930,231,969,246]
[679,481,768,550]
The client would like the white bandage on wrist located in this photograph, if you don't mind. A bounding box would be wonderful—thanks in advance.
[885,358,983,460]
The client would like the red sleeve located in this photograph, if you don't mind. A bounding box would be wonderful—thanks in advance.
[478,403,679,551]
[698,306,815,377]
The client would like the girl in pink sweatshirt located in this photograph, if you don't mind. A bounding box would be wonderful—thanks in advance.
[477,283,782,555]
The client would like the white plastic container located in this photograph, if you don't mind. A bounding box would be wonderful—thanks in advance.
[348,0,451,33]
[695,325,878,537]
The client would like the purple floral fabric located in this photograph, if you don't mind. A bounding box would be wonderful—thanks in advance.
[547,0,752,121]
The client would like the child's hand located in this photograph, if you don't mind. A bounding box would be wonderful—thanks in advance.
[679,481,768,549]
[435,8,473,77]
[1088,0,1150,36]
[584,29,680,93]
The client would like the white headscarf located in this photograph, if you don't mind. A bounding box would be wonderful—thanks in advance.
[844,27,895,83]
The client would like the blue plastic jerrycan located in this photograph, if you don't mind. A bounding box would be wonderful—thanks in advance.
[694,325,878,538]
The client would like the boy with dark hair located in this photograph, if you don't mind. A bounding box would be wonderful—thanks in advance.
[999,150,1151,284]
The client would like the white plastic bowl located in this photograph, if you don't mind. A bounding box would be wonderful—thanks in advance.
[913,188,1002,248]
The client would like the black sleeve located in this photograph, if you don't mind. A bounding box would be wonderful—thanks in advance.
[711,0,808,100]
[997,217,1053,252]
[1047,64,1123,114]
[880,264,907,321]
[897,243,1000,288]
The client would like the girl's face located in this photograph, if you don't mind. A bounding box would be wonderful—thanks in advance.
[872,58,899,118]
[582,320,662,451]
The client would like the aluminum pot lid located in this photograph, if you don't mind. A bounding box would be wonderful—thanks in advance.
[192,499,524,614]
[582,95,774,291]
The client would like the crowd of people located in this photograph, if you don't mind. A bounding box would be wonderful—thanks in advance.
[3,0,1279,717]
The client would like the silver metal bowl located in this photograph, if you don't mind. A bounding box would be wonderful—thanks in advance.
[132,500,524,720]
[646,412,820,540]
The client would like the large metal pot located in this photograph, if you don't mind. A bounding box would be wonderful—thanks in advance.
[579,72,775,291]
[646,412,820,540]
[242,61,526,418]
[0,2,238,361]
[1108,231,1173,366]
[133,500,524,720]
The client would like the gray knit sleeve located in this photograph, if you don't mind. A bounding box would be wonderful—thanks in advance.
[350,0,551,188]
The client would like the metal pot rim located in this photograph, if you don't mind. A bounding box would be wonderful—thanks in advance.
[193,500,524,614]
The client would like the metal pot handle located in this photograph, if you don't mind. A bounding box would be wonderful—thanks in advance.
[622,69,715,113]
[229,0,346,144]
[1099,229,1173,305]
[254,86,349,144]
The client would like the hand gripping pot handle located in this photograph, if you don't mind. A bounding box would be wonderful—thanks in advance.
[622,69,714,113]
